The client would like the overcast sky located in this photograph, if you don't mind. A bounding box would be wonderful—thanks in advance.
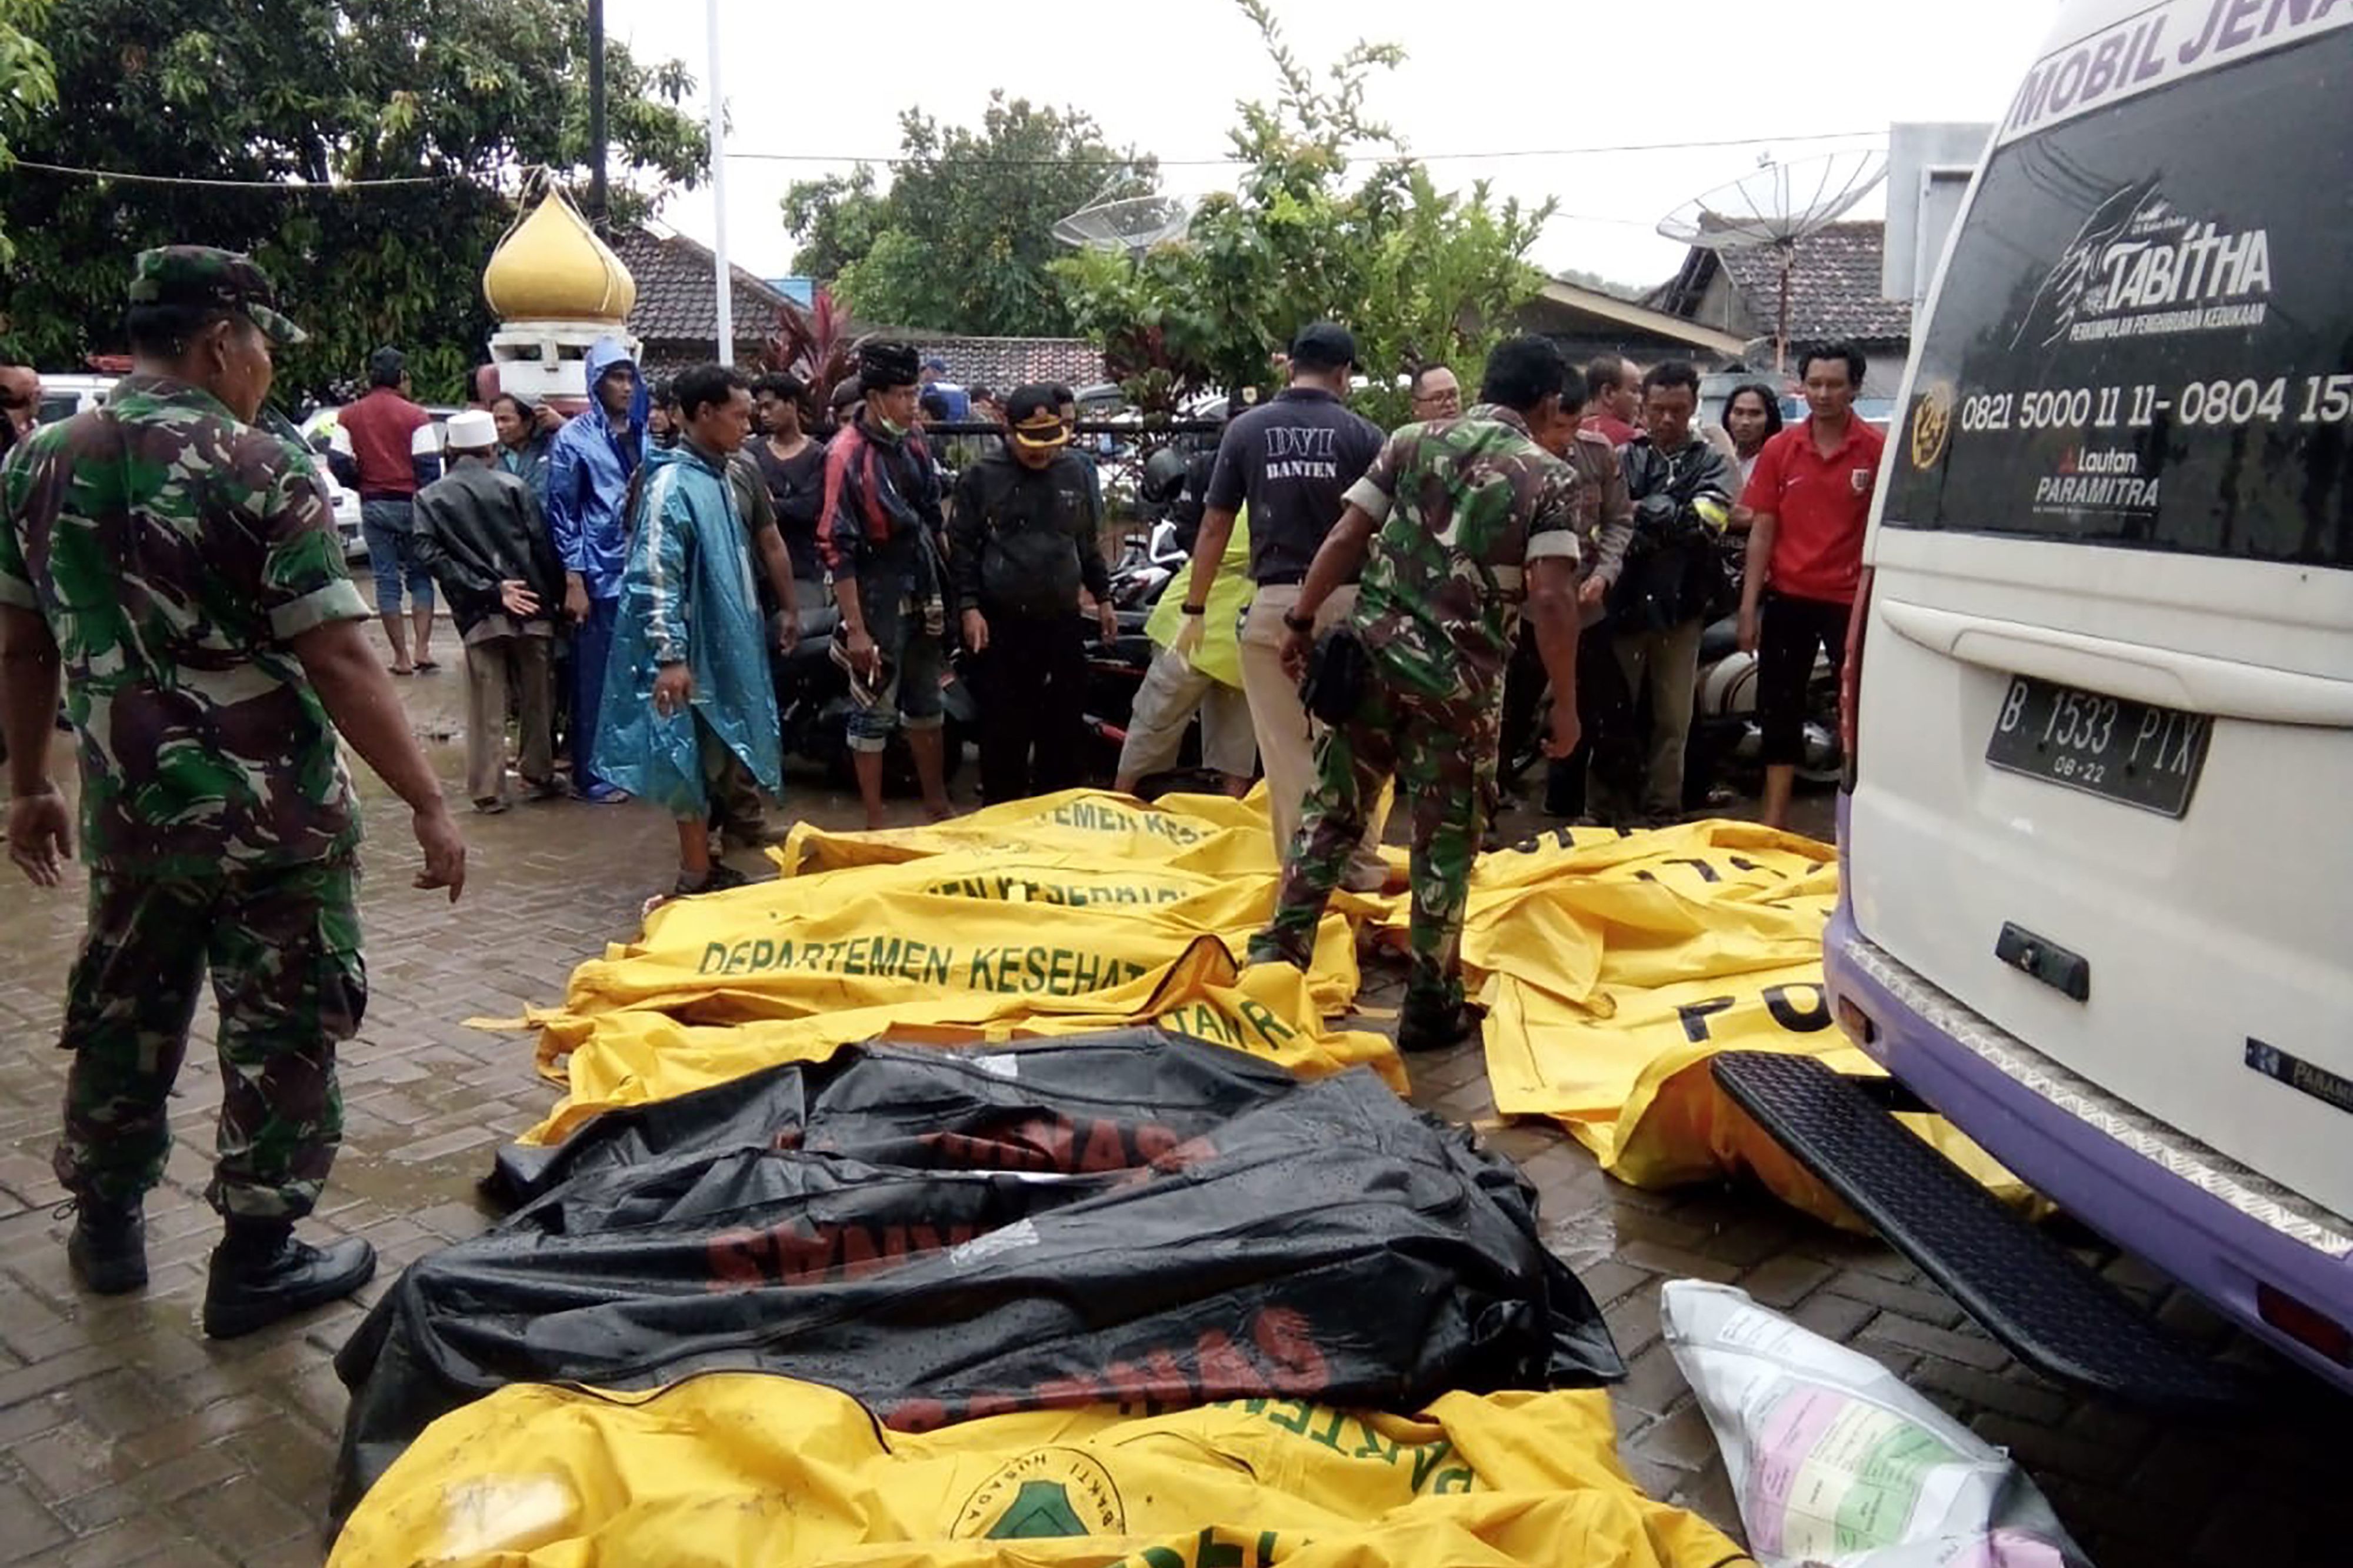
[601,0,2058,293]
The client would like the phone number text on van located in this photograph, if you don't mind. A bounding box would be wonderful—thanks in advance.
[1957,373,2353,436]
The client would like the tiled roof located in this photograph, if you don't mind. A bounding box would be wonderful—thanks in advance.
[912,336,1105,395]
[609,227,792,352]
[1712,221,1913,344]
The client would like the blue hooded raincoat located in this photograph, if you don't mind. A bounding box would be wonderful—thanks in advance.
[544,336,648,602]
[589,442,783,819]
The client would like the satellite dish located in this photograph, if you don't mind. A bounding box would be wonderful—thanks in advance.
[1658,149,1888,371]
[1052,194,1194,259]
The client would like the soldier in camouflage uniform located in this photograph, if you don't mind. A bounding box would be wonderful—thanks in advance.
[1245,337,1589,1052]
[0,247,466,1337]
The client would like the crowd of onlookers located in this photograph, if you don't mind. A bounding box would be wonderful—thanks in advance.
[0,243,1886,1333]
[319,326,1874,890]
[6,325,1869,857]
[326,335,1128,893]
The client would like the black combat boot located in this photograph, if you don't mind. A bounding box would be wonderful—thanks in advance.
[1395,995,1487,1055]
[201,1221,376,1340]
[64,1198,148,1295]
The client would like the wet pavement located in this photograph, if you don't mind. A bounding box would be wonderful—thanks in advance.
[0,625,2342,1564]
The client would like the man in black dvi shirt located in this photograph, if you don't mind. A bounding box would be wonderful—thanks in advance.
[1175,322,1391,888]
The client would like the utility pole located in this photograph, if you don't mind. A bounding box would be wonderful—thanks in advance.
[587,0,609,223]
[706,0,732,365]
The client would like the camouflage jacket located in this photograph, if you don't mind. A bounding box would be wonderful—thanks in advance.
[0,375,372,875]
[1341,405,1582,705]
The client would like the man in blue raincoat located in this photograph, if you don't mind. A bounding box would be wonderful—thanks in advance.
[591,364,783,898]
[545,336,647,803]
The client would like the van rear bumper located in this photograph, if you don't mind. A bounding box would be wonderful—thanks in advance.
[1824,898,2353,1391]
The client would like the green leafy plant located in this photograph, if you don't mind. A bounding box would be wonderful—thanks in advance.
[1055,0,1552,425]
[0,0,57,272]
[0,0,704,401]
[782,92,1157,338]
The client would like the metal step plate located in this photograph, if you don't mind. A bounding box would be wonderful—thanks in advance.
[1711,1049,2251,1410]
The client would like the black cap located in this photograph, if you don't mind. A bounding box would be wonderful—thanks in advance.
[1288,321,1357,372]
[1004,384,1072,449]
[856,340,922,391]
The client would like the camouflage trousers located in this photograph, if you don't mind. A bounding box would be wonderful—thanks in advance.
[1248,673,1497,1015]
[52,856,366,1221]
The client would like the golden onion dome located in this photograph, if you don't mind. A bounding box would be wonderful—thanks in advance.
[483,188,636,322]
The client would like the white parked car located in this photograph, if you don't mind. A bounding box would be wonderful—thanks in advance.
[29,375,364,562]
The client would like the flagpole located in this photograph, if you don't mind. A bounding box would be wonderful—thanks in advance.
[706,0,733,365]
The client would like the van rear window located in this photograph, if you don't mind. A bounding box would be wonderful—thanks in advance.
[1884,35,2352,570]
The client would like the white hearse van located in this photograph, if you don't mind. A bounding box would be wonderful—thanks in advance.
[1722,0,2353,1402]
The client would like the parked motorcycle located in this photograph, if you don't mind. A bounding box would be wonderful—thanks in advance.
[1078,606,1159,777]
[1498,608,1840,811]
[1105,519,1187,610]
[772,607,975,792]
[1685,615,1841,803]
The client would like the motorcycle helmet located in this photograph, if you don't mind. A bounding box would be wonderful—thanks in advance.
[1140,445,1192,506]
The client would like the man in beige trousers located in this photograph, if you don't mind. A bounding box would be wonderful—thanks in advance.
[1174,324,1392,889]
[412,409,563,812]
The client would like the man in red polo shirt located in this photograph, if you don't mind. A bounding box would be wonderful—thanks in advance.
[1737,339,1882,829]
[331,348,442,674]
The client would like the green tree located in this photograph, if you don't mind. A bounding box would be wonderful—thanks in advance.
[0,0,57,270]
[1055,0,1553,423]
[0,0,705,401]
[781,92,1156,337]
[782,166,888,282]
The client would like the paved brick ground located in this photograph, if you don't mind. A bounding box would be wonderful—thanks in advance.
[0,656,2343,1564]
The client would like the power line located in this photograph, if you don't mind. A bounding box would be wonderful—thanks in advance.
[9,160,459,189]
[726,129,1886,168]
[9,128,1886,191]
[1547,213,1680,231]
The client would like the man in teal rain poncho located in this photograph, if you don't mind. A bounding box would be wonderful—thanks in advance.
[591,363,784,898]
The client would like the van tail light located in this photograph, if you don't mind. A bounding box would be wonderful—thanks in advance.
[2257,1282,2353,1366]
[1838,567,1874,793]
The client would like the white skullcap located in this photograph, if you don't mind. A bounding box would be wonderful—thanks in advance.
[444,408,498,449]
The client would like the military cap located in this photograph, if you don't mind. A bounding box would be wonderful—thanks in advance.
[126,246,308,345]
